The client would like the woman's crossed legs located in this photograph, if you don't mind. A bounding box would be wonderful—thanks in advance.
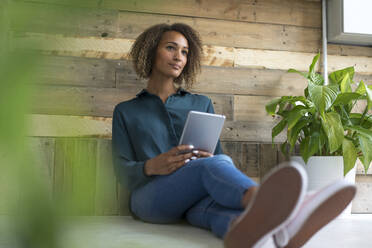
[130,154,257,238]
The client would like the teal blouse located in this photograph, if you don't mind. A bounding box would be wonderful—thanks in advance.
[112,88,223,192]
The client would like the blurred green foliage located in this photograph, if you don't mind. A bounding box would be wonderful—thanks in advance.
[0,0,59,247]
[0,0,100,247]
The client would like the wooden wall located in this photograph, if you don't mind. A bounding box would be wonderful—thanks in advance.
[6,0,372,214]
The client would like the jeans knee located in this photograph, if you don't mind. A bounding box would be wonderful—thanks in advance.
[200,154,234,168]
[212,154,234,164]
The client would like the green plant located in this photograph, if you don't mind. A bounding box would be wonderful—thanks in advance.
[266,53,372,175]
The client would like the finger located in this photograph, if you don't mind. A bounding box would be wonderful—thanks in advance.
[172,152,193,163]
[174,144,194,155]
[170,158,190,171]
[197,150,213,158]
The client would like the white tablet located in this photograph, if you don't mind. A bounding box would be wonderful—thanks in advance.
[179,111,226,154]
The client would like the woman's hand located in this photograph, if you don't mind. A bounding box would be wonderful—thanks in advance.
[190,149,214,160]
[144,145,194,176]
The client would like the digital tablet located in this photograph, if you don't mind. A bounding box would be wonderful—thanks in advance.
[178,111,226,154]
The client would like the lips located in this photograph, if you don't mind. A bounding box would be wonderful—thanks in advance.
[170,64,181,70]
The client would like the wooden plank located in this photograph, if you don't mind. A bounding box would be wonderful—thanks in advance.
[54,138,73,211]
[235,48,372,74]
[234,95,281,122]
[220,141,259,178]
[15,33,372,74]
[221,141,243,170]
[11,3,372,57]
[31,55,116,87]
[8,2,320,54]
[17,0,321,28]
[32,55,371,98]
[116,61,309,97]
[95,139,118,215]
[28,114,112,138]
[242,143,260,178]
[54,138,97,215]
[102,0,321,28]
[30,85,137,117]
[27,114,285,143]
[12,32,134,60]
[29,85,234,119]
[259,144,279,180]
[352,175,372,214]
[9,2,118,37]
[202,45,235,67]
[116,11,321,54]
[195,66,308,96]
[205,94,233,121]
[73,138,97,215]
[328,44,372,58]
[222,120,286,143]
[16,0,101,8]
[13,33,234,66]
[26,137,55,191]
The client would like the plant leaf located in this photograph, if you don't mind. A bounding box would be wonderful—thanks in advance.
[300,132,320,164]
[272,119,287,142]
[300,136,310,164]
[342,139,357,176]
[365,83,372,110]
[308,82,338,114]
[340,73,352,93]
[349,113,372,129]
[287,105,309,130]
[309,73,324,85]
[355,81,366,94]
[309,131,321,156]
[280,141,290,159]
[332,92,361,106]
[345,125,372,138]
[288,118,308,147]
[309,53,320,75]
[355,81,372,110]
[288,69,308,78]
[358,134,372,173]
[265,98,282,115]
[304,87,309,99]
[329,67,355,85]
[321,112,344,153]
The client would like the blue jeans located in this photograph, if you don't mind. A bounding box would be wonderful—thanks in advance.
[130,154,258,238]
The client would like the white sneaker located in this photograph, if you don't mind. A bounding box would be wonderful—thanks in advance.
[224,162,308,248]
[273,180,357,248]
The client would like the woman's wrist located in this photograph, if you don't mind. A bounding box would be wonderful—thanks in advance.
[144,160,152,176]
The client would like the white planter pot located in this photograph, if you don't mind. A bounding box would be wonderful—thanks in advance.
[291,156,356,216]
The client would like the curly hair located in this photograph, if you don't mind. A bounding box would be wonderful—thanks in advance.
[129,23,203,89]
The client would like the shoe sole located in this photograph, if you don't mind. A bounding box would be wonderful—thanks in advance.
[283,185,356,248]
[224,165,304,248]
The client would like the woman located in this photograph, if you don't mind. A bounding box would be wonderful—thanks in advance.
[112,23,356,248]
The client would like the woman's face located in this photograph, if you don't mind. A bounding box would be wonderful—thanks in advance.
[152,31,189,79]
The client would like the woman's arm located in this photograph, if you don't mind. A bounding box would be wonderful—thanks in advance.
[112,106,153,191]
[112,106,194,191]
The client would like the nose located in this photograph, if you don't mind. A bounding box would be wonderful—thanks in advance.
[173,50,182,61]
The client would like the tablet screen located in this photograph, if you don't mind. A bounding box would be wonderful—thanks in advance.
[179,111,225,154]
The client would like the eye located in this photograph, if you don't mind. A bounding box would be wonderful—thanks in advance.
[166,46,175,50]
[182,50,188,55]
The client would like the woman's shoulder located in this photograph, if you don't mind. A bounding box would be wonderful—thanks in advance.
[185,90,210,102]
[113,97,141,114]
